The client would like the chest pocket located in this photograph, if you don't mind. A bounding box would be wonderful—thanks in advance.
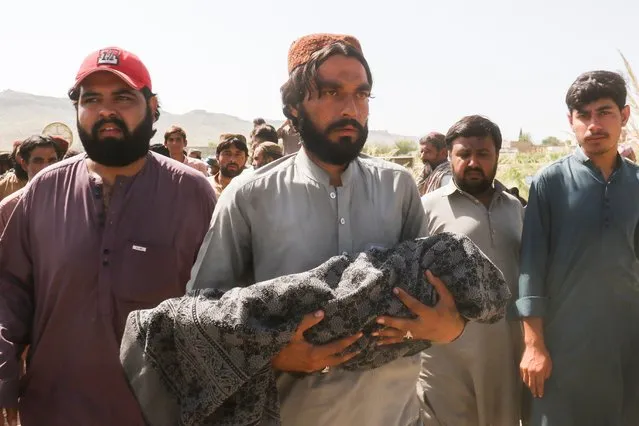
[111,241,182,306]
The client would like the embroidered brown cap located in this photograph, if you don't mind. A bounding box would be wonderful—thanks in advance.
[287,33,363,74]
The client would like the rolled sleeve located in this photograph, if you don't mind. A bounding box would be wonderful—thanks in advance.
[515,296,548,317]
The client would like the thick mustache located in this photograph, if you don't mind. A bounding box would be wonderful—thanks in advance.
[464,168,485,176]
[585,132,609,140]
[92,118,127,135]
[326,119,365,134]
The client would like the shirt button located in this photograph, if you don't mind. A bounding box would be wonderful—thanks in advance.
[102,259,109,266]
[330,192,336,199]
[103,249,110,255]
[340,218,346,225]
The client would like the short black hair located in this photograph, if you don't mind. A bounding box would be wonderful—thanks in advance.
[565,70,627,113]
[19,135,59,163]
[280,41,372,129]
[216,137,249,157]
[445,115,502,152]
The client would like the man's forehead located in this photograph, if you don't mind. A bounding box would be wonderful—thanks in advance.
[453,136,493,147]
[223,146,244,152]
[78,71,139,94]
[317,56,368,84]
[577,98,618,112]
[30,146,58,157]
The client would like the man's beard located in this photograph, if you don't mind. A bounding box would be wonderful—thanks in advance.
[297,109,368,166]
[78,108,154,167]
[453,163,498,196]
[220,163,243,178]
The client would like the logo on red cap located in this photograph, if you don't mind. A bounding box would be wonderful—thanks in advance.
[97,49,121,66]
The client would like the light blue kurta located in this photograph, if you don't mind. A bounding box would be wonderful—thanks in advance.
[517,147,639,426]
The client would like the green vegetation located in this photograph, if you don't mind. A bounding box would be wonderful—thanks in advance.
[518,131,534,143]
[496,150,569,199]
[363,140,418,157]
[541,136,564,146]
[394,139,418,155]
[377,146,572,201]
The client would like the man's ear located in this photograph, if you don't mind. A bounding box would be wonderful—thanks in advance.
[621,105,631,126]
[148,96,159,122]
[288,104,300,119]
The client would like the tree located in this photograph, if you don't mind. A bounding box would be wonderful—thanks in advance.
[541,136,563,146]
[518,132,533,143]
[394,139,418,155]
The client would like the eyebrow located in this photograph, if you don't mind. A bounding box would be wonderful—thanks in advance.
[577,104,614,114]
[113,88,137,96]
[317,79,342,90]
[80,91,101,99]
[596,105,614,112]
[80,88,137,99]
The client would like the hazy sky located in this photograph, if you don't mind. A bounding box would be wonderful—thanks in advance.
[1,0,637,141]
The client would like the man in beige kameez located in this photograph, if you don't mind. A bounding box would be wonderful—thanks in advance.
[188,33,467,426]
[419,115,524,426]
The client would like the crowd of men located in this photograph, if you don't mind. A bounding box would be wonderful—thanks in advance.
[0,33,637,426]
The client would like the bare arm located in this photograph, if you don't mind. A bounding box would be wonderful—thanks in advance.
[522,317,544,346]
[520,317,552,398]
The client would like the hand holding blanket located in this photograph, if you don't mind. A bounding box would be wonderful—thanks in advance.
[120,232,510,426]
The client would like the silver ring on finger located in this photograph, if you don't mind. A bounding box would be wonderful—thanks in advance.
[403,330,414,340]
[321,366,330,374]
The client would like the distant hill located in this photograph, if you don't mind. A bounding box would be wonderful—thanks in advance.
[0,90,414,151]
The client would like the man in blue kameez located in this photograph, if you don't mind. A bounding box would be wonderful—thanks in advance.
[517,70,639,426]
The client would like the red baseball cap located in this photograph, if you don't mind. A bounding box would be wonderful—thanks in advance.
[72,47,152,92]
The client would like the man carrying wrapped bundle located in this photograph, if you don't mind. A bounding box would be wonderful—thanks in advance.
[120,33,510,426]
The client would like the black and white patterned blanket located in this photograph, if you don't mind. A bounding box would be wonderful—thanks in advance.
[120,232,510,426]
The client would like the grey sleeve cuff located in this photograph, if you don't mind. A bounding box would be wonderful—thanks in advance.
[515,296,548,318]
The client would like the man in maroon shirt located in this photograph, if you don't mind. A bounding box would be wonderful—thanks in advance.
[0,47,215,426]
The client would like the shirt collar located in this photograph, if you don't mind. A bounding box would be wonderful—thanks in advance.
[573,145,590,163]
[573,145,626,171]
[441,178,508,200]
[294,147,357,188]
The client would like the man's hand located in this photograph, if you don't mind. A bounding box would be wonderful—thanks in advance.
[272,310,363,373]
[520,342,552,398]
[374,270,465,344]
[2,408,18,426]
